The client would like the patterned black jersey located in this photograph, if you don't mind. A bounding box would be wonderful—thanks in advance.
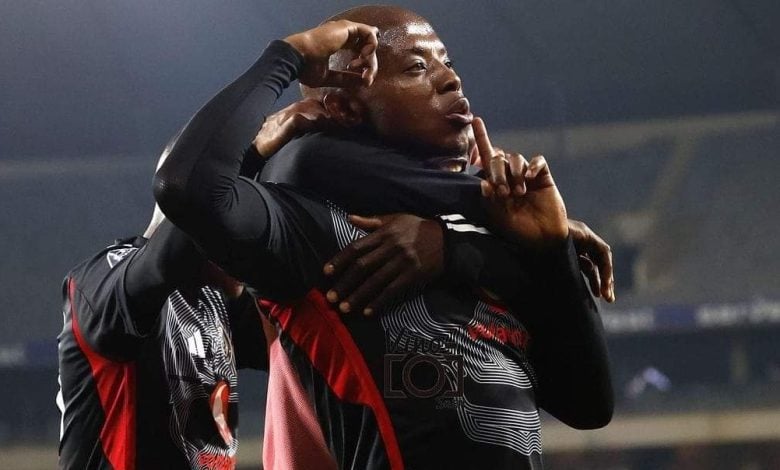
[57,233,265,470]
[235,186,543,469]
[154,39,611,470]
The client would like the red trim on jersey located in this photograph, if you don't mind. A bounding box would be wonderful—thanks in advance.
[474,287,509,313]
[69,279,137,470]
[261,290,405,470]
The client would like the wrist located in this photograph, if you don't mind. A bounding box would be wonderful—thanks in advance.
[283,32,312,60]
[252,137,273,160]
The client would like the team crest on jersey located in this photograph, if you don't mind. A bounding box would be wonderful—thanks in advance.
[106,247,137,268]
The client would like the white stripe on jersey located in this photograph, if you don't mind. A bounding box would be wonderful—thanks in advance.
[445,223,491,235]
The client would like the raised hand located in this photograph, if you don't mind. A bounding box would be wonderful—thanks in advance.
[322,214,444,316]
[252,98,334,158]
[284,20,379,88]
[473,117,568,244]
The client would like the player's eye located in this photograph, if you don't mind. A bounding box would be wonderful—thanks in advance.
[406,62,427,72]
[444,60,454,69]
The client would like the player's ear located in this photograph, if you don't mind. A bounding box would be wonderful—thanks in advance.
[322,90,366,128]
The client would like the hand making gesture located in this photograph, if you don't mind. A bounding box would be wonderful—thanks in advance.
[473,117,569,245]
[284,19,379,88]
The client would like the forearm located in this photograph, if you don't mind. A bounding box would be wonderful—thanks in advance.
[154,40,303,243]
[263,134,489,224]
[437,216,535,296]
[521,238,613,429]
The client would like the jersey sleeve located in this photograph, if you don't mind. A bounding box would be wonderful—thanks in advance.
[123,220,206,332]
[154,41,341,301]
[66,245,148,361]
[262,132,489,225]
[438,222,615,429]
[194,179,337,301]
[434,214,536,297]
[506,237,614,429]
[65,220,206,361]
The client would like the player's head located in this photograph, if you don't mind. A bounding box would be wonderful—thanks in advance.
[302,5,471,161]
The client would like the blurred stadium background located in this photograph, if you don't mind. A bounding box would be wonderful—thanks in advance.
[1,1,777,469]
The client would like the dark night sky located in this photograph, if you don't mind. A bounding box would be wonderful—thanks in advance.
[1,0,777,159]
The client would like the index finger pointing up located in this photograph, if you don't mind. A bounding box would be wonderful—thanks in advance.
[472,118,495,175]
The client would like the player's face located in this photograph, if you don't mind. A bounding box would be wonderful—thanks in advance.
[357,21,472,162]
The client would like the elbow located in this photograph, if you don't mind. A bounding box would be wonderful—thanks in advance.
[152,170,188,222]
[552,401,613,430]
[568,401,613,430]
[570,380,615,430]
[541,382,614,430]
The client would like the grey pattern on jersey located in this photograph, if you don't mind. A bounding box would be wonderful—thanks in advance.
[328,202,542,457]
[162,286,239,468]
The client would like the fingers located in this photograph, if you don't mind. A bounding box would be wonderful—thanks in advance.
[472,118,494,179]
[328,243,396,312]
[361,271,415,316]
[340,257,407,316]
[569,219,616,302]
[487,149,510,196]
[578,254,602,299]
[595,238,615,302]
[289,20,378,88]
[347,214,383,231]
[473,118,513,197]
[474,119,537,199]
[506,153,528,196]
[582,226,615,302]
[321,69,368,88]
[347,214,402,231]
[346,23,379,86]
[359,42,378,86]
[323,231,382,277]
[320,22,378,88]
[323,42,376,88]
[526,155,548,178]
[347,22,380,51]
[468,141,481,168]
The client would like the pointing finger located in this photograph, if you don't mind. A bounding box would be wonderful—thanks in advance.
[472,118,495,180]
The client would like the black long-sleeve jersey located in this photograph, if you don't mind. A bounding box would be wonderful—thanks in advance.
[264,131,613,430]
[56,220,267,470]
[155,40,611,469]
